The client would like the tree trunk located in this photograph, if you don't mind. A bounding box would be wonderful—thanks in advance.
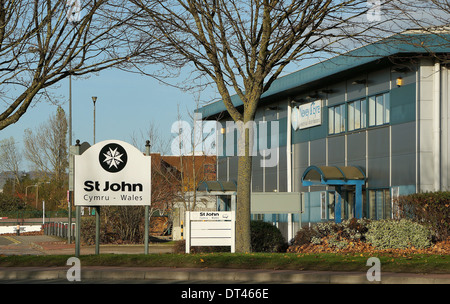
[235,120,255,253]
[236,153,252,252]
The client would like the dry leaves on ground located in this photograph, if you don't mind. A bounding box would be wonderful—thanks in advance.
[287,237,450,255]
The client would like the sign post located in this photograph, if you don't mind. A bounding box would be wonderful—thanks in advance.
[74,140,151,256]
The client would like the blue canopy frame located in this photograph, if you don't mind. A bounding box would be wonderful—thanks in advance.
[301,166,366,223]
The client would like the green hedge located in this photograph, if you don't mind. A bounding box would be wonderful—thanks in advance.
[397,191,450,241]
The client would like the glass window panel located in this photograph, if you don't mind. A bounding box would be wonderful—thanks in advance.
[340,104,346,132]
[384,93,390,124]
[384,189,391,219]
[361,99,367,128]
[369,96,376,126]
[335,105,341,133]
[376,190,383,220]
[321,192,326,219]
[369,190,376,219]
[355,100,361,129]
[376,95,384,125]
[348,102,355,131]
[328,192,335,220]
[328,107,334,134]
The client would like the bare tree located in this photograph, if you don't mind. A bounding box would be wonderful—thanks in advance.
[23,106,68,182]
[128,0,409,252]
[0,0,150,131]
[390,1,450,30]
[0,137,22,191]
[130,121,172,155]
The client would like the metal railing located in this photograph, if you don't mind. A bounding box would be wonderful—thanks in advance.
[43,221,76,242]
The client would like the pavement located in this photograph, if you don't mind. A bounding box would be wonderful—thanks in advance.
[1,234,450,284]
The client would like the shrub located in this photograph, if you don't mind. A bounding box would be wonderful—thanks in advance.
[80,217,98,245]
[397,192,450,241]
[292,218,371,247]
[250,220,287,253]
[292,225,321,246]
[365,219,433,250]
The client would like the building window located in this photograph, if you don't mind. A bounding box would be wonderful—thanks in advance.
[369,93,390,127]
[321,191,335,220]
[368,189,391,220]
[321,192,327,219]
[348,98,367,131]
[252,214,264,221]
[328,104,345,135]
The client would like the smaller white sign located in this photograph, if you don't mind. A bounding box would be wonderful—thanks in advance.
[294,100,322,130]
[185,211,235,253]
[189,211,231,221]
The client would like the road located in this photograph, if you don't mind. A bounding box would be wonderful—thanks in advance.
[0,235,49,255]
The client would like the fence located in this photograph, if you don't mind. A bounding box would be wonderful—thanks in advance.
[43,222,76,242]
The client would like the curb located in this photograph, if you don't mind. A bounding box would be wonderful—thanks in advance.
[1,267,449,284]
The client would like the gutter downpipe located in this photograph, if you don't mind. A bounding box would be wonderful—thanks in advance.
[287,99,293,243]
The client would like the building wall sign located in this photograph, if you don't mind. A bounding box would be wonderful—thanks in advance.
[292,100,322,130]
[74,140,151,206]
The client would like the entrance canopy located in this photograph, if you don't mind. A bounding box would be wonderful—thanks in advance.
[301,166,366,223]
[302,165,365,186]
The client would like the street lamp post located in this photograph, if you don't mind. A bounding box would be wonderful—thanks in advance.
[92,96,97,144]
[92,96,100,254]
[25,182,50,209]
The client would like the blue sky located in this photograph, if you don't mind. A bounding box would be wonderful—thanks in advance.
[0,66,217,170]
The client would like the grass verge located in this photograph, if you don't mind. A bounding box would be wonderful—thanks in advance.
[0,252,449,274]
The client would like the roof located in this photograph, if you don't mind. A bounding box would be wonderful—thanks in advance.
[199,31,450,119]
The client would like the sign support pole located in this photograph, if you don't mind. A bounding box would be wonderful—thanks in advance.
[144,206,149,254]
[95,206,100,255]
[72,140,81,257]
[75,205,81,257]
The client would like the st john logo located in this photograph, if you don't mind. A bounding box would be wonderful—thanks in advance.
[99,143,128,173]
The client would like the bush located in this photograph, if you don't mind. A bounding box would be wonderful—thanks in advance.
[292,225,321,246]
[251,220,287,253]
[365,219,433,250]
[292,218,371,247]
[397,192,450,241]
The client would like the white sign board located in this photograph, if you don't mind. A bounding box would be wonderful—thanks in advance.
[74,140,151,206]
[293,100,322,130]
[185,211,235,253]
